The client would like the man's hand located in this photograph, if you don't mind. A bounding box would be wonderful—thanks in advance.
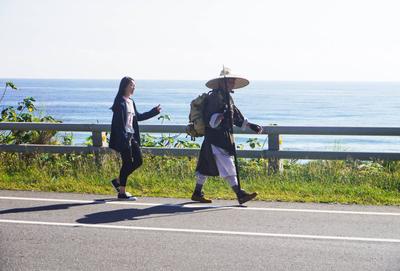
[216,113,224,123]
[248,123,263,134]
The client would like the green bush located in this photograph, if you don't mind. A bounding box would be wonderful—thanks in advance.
[0,82,63,145]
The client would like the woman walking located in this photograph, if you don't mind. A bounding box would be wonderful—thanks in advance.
[109,76,161,200]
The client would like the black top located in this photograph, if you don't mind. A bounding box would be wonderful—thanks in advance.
[109,96,159,152]
[203,89,245,154]
[195,89,246,176]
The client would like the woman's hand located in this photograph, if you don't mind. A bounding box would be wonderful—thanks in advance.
[153,104,162,114]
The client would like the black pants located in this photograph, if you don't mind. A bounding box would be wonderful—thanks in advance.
[119,136,143,187]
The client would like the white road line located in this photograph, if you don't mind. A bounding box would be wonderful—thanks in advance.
[1,196,400,217]
[0,196,160,206]
[0,218,399,244]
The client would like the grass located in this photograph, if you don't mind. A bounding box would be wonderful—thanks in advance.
[0,152,400,205]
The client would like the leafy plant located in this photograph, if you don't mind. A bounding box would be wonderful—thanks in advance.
[247,138,262,149]
[85,135,93,146]
[0,82,64,145]
[62,133,74,146]
[0,81,17,105]
[157,114,171,124]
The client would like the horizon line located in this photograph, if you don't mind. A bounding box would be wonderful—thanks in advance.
[1,77,400,84]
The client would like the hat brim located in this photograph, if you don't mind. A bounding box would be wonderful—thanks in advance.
[205,75,249,90]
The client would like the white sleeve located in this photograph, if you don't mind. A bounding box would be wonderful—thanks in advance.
[209,113,224,128]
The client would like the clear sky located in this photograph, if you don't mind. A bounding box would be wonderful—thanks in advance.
[1,0,399,81]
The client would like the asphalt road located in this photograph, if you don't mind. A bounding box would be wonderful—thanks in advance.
[0,190,399,271]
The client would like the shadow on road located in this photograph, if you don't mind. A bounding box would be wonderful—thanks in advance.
[76,203,224,223]
[0,199,233,223]
[0,200,105,215]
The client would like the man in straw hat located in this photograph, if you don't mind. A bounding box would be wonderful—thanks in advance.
[192,67,263,204]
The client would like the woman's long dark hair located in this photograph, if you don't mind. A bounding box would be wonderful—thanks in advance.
[111,76,134,112]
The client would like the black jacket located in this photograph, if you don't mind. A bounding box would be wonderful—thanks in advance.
[203,90,245,153]
[109,97,159,152]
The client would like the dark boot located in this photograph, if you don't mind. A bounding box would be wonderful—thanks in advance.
[191,183,212,203]
[232,185,258,205]
[191,192,212,203]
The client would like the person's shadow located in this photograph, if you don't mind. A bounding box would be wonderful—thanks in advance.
[0,199,227,224]
[76,203,221,224]
[0,200,104,215]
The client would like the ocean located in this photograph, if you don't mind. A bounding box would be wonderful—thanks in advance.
[1,79,399,152]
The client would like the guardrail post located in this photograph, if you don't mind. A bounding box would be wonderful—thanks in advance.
[92,131,104,148]
[268,133,282,174]
[92,131,104,164]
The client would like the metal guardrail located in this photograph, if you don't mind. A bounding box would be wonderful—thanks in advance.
[2,122,400,136]
[1,122,400,172]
